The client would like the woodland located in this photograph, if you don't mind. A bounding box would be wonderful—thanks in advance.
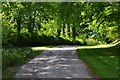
[2,2,120,47]
[1,2,120,79]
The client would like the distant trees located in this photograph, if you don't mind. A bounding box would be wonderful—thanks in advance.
[2,2,120,46]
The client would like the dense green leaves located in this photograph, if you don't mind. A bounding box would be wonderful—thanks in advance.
[2,2,120,47]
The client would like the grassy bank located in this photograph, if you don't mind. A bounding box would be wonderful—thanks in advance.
[77,45,119,79]
[2,47,43,80]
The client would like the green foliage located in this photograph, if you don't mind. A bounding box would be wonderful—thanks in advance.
[5,33,83,47]
[85,38,100,46]
[2,48,42,71]
[2,47,42,79]
[77,46,119,78]
[2,2,120,46]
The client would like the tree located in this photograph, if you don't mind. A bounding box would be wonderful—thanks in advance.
[2,2,120,46]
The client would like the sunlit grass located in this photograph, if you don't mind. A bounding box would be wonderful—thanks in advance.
[78,43,118,49]
[31,43,119,51]
[77,45,119,79]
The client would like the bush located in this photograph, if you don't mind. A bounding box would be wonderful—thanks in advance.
[85,38,99,46]
[9,34,83,47]
[2,48,42,70]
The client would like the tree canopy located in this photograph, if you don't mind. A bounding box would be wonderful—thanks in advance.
[2,2,120,47]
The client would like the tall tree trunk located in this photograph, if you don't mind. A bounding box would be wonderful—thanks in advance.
[16,16,21,46]
[17,18,21,36]
[28,15,33,34]
[62,23,65,36]
[38,12,42,31]
[33,10,36,30]
[57,24,61,37]
[67,23,70,37]
[72,23,76,42]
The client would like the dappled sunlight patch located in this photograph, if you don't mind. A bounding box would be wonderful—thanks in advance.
[42,66,51,70]
[109,56,115,58]
[65,76,72,79]
[16,73,33,76]
[31,46,79,50]
[47,47,78,50]
[47,58,59,63]
[70,59,79,61]
[57,64,72,67]
[38,72,50,75]
[116,67,119,70]
[33,57,50,61]
[28,57,50,63]
[26,69,38,73]
[60,58,68,61]
[31,47,49,51]
[103,59,108,62]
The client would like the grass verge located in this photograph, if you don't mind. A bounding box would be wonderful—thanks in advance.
[2,47,43,80]
[77,45,119,79]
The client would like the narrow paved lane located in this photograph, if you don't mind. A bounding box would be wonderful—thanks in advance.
[15,46,93,79]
